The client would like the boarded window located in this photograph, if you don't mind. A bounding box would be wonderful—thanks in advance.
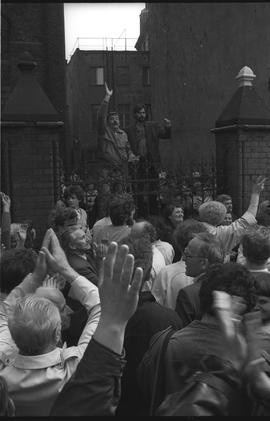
[90,67,104,85]
[142,67,150,86]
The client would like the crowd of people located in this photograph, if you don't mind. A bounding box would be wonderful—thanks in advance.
[1,171,270,416]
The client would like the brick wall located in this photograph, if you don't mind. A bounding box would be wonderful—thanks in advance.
[3,126,61,247]
[216,129,270,216]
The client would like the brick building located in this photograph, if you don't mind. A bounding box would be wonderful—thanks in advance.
[1,2,66,159]
[66,47,151,179]
[1,3,66,245]
[137,3,270,169]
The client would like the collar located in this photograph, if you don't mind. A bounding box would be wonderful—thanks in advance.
[12,347,63,369]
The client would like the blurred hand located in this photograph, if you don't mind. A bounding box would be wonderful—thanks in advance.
[164,118,171,127]
[43,273,65,289]
[251,176,267,194]
[98,242,143,327]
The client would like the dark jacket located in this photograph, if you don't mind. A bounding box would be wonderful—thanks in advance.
[116,291,182,416]
[66,250,99,286]
[175,274,205,326]
[50,338,126,416]
[126,121,171,168]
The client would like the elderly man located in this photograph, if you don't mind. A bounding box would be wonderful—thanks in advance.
[198,176,266,259]
[60,225,99,286]
[0,229,100,416]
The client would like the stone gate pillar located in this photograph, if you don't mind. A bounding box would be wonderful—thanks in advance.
[1,52,64,248]
[211,66,270,216]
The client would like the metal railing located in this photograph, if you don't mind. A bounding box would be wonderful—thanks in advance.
[69,37,138,60]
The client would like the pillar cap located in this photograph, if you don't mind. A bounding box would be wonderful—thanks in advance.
[236,66,256,87]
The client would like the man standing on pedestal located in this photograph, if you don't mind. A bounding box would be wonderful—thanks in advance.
[97,82,137,182]
[126,104,171,215]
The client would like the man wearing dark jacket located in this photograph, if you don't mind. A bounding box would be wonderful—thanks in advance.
[116,236,182,416]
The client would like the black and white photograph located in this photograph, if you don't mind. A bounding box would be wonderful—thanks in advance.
[1,1,270,416]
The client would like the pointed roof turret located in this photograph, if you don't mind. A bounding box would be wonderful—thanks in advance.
[2,51,60,122]
[216,66,270,127]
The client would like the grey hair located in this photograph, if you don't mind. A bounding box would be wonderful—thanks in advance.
[8,294,61,356]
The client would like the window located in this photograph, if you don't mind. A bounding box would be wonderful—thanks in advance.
[142,67,150,86]
[90,67,104,85]
[117,104,130,128]
[91,104,100,131]
[116,66,129,86]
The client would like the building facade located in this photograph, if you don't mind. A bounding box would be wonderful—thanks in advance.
[137,3,270,169]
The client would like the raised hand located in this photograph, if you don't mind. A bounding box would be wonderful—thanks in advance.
[98,242,143,326]
[41,228,78,283]
[94,241,143,354]
[105,81,113,97]
[1,193,11,212]
[252,175,267,194]
[164,118,171,127]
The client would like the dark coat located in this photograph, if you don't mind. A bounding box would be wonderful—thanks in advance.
[66,250,99,286]
[174,274,205,326]
[126,121,171,167]
[116,291,182,416]
[50,338,126,416]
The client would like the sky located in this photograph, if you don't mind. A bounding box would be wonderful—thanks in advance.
[64,3,145,60]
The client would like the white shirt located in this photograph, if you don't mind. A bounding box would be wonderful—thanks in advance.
[151,259,193,309]
[141,245,166,293]
[0,274,100,416]
[153,239,175,265]
[203,210,257,256]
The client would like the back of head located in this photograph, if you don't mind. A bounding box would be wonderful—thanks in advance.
[241,226,270,265]
[173,218,208,252]
[0,248,38,294]
[199,262,255,316]
[199,201,227,226]
[147,215,168,240]
[109,198,132,226]
[54,207,78,229]
[256,200,270,226]
[120,235,153,285]
[8,295,61,355]
[131,220,157,243]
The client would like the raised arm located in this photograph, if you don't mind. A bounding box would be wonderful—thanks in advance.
[1,193,11,250]
[97,82,113,135]
[246,176,266,218]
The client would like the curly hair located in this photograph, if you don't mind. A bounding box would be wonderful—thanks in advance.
[199,201,227,226]
[63,185,85,203]
[199,263,256,316]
